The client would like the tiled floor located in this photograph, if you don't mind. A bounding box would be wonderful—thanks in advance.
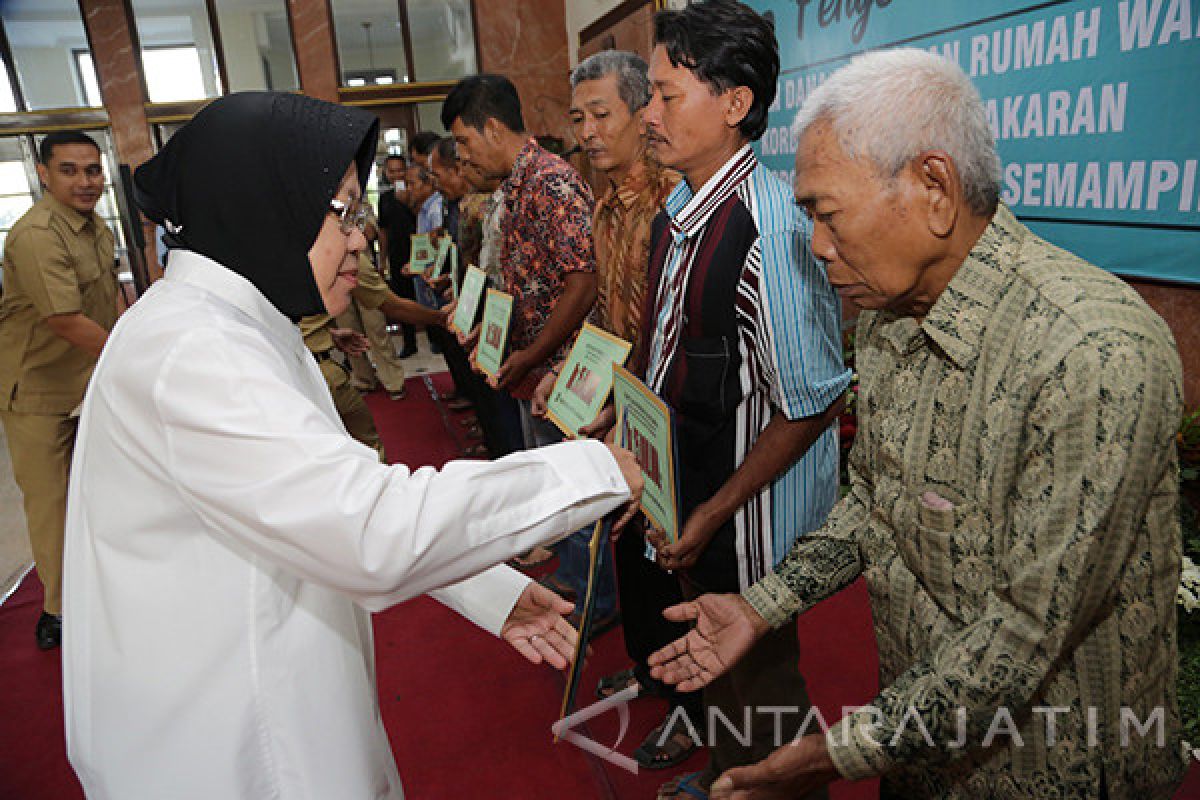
[0,329,446,601]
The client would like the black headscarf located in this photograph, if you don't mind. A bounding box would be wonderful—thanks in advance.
[134,92,380,320]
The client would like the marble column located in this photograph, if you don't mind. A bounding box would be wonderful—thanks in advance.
[473,0,573,141]
[287,0,340,102]
[79,0,160,280]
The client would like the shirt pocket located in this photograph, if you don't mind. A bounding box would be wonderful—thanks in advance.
[69,238,104,287]
[892,488,995,623]
[676,335,740,427]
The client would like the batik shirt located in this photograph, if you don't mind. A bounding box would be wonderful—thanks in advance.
[635,144,850,591]
[457,191,489,274]
[744,205,1187,799]
[499,138,596,399]
[592,155,677,345]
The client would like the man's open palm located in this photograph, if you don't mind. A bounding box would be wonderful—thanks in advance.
[646,593,766,692]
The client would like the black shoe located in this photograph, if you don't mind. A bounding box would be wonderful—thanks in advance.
[36,612,61,650]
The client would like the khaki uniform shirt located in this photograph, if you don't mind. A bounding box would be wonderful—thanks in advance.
[300,254,391,354]
[0,194,117,413]
[745,205,1186,798]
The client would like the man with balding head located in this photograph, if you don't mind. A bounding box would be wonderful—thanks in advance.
[648,47,1186,800]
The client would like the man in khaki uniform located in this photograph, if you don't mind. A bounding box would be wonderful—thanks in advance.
[301,254,447,462]
[0,132,118,649]
[336,217,409,399]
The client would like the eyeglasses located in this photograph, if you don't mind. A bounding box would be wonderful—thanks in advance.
[328,198,369,235]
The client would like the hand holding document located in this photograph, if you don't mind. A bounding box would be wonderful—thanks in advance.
[612,365,682,545]
[450,266,487,335]
[544,323,631,440]
[404,233,436,275]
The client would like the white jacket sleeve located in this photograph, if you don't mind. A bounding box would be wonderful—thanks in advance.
[156,328,629,613]
[428,566,530,636]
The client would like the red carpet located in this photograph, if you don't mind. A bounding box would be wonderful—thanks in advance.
[2,370,1198,799]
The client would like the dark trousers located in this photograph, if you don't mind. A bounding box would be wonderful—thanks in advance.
[428,326,474,399]
[615,525,703,722]
[468,374,523,458]
[683,578,827,798]
[387,272,418,352]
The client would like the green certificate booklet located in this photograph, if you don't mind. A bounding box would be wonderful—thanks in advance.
[612,364,680,544]
[546,323,632,438]
[451,265,486,333]
[408,233,435,273]
[475,288,513,379]
[428,236,454,280]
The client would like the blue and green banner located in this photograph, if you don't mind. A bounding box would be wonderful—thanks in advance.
[745,0,1200,284]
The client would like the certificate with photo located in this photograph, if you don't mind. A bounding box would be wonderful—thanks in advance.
[545,323,632,439]
[450,265,487,333]
[406,233,435,274]
[474,288,513,379]
[612,365,680,544]
[428,236,454,281]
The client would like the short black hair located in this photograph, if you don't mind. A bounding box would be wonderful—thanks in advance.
[39,131,101,165]
[653,0,779,141]
[409,131,441,158]
[385,153,407,165]
[432,136,457,163]
[440,74,525,134]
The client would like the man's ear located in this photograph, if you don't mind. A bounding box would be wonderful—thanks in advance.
[35,162,49,188]
[724,86,754,131]
[915,151,959,238]
[483,117,503,146]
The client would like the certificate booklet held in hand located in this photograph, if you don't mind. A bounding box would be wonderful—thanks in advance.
[474,288,513,379]
[451,265,487,334]
[428,236,455,281]
[612,365,681,544]
[546,323,632,439]
[406,233,436,274]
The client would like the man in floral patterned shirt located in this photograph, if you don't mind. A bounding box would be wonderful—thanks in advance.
[648,49,1186,800]
[441,74,598,429]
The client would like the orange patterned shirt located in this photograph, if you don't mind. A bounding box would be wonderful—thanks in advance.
[592,155,679,347]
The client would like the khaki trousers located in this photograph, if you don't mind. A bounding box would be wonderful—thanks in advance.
[0,410,77,614]
[336,300,407,394]
[316,358,386,463]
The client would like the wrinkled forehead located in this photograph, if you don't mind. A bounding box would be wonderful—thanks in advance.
[792,123,843,198]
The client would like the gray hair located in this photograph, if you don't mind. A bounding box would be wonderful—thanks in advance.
[793,48,1001,215]
[571,50,651,114]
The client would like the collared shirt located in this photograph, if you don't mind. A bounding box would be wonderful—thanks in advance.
[0,193,117,413]
[634,144,850,591]
[499,138,597,399]
[416,191,443,235]
[592,155,678,345]
[62,248,631,799]
[744,205,1186,799]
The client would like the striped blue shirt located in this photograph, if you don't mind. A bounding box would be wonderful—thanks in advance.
[641,145,851,588]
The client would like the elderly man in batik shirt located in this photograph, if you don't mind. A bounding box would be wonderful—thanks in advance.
[648,48,1186,800]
